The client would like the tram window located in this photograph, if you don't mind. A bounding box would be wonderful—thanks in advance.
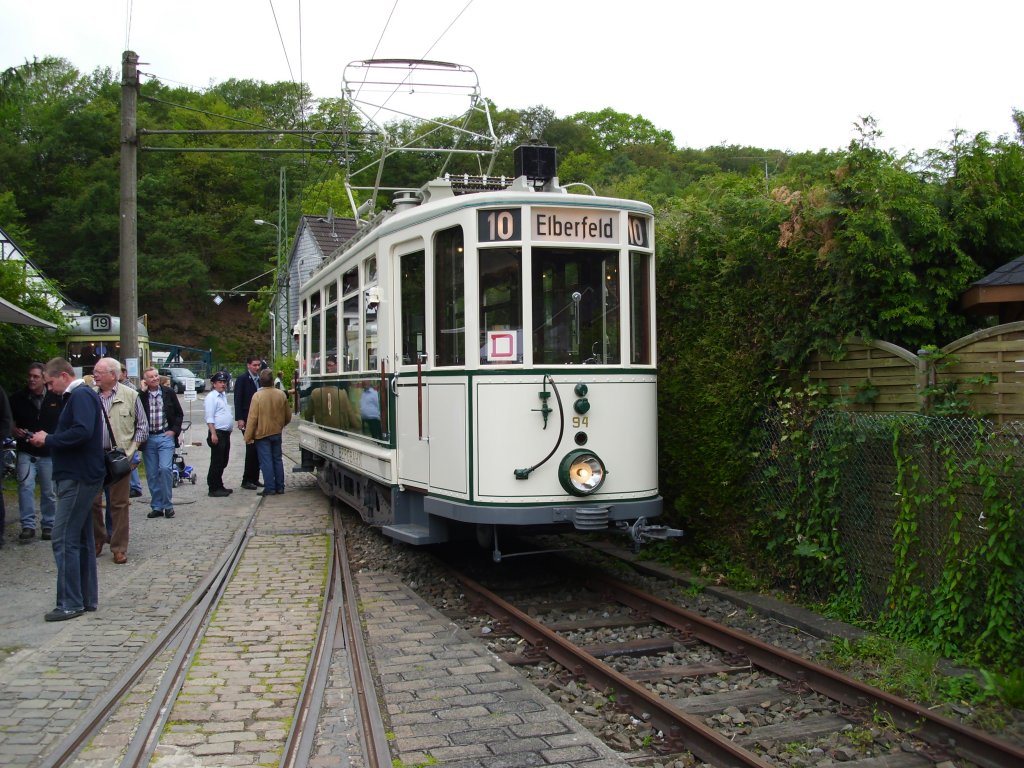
[532,248,620,365]
[364,256,378,370]
[434,226,465,367]
[325,305,338,373]
[630,252,652,364]
[342,267,359,296]
[479,248,522,365]
[342,295,360,371]
[400,251,426,364]
[310,311,322,373]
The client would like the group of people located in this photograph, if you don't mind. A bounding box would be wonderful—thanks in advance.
[0,354,295,624]
[205,356,291,497]
[0,358,188,621]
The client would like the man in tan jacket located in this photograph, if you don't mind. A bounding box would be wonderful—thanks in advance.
[245,369,291,495]
[91,358,148,564]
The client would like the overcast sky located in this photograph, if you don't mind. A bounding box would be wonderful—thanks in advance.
[4,0,1022,154]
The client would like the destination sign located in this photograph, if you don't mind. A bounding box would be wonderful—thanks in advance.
[627,215,650,248]
[478,209,522,243]
[533,208,617,243]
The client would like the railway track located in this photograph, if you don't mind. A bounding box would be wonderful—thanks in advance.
[34,497,390,768]
[448,555,1024,768]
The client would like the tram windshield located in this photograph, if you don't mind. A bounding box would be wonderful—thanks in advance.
[532,248,620,365]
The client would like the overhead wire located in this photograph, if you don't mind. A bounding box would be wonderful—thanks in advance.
[124,0,134,51]
[303,0,399,214]
[307,0,476,213]
[368,0,474,124]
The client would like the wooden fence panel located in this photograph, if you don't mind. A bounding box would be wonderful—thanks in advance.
[806,322,1024,421]
[806,339,924,413]
[938,322,1024,424]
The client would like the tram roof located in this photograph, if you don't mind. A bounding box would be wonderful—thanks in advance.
[66,314,149,337]
[318,175,654,271]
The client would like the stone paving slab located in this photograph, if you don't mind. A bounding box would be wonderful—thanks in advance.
[356,572,629,768]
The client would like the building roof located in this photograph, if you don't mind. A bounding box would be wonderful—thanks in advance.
[961,255,1024,322]
[0,296,58,329]
[970,254,1024,287]
[299,213,358,260]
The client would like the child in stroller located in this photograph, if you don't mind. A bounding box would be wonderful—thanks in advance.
[172,421,196,487]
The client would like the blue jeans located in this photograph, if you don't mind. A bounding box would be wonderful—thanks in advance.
[143,434,176,512]
[17,453,56,531]
[129,463,142,494]
[52,477,102,612]
[254,434,284,492]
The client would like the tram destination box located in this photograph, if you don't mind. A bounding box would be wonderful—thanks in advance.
[514,144,556,180]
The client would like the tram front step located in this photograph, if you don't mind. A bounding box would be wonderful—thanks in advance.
[382,523,448,545]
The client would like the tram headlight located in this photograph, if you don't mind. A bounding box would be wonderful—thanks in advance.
[558,450,606,496]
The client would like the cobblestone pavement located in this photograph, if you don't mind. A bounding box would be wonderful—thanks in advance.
[0,396,628,768]
[0,396,305,767]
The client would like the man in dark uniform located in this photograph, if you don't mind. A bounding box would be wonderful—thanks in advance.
[233,356,262,490]
[205,371,234,497]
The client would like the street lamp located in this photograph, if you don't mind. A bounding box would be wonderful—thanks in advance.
[255,219,285,357]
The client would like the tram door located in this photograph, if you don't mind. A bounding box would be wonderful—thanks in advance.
[395,248,430,486]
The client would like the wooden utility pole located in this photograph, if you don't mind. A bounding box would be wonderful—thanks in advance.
[119,50,139,369]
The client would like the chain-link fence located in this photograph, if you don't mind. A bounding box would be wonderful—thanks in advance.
[754,408,1023,662]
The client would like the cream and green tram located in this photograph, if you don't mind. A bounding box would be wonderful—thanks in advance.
[296,153,675,558]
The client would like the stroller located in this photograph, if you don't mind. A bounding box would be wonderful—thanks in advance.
[172,421,196,487]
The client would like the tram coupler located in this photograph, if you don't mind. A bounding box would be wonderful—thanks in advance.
[619,517,685,551]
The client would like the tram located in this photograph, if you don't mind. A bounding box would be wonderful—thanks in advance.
[296,143,678,558]
[64,314,151,375]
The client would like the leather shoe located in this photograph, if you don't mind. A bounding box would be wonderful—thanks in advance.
[113,552,128,565]
[147,510,164,518]
[45,608,85,622]
[41,528,52,540]
[257,490,275,496]
[275,490,284,495]
[129,488,142,498]
[240,481,258,490]
[19,527,35,542]
[256,480,264,487]
[164,509,175,519]
[209,488,231,497]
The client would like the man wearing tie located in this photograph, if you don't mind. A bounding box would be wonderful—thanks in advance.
[233,356,263,490]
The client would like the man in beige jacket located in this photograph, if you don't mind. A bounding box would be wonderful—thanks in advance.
[245,369,291,495]
[91,358,148,564]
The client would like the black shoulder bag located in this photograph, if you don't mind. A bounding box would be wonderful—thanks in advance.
[102,407,132,487]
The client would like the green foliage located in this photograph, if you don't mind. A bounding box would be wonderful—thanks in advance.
[874,417,1023,667]
[823,634,983,705]
[0,251,67,392]
[980,667,1024,709]
[753,381,860,603]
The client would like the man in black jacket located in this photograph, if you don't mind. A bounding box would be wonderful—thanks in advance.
[139,367,185,518]
[233,355,262,489]
[0,382,10,547]
[9,362,64,542]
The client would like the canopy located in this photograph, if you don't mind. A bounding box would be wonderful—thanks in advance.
[0,296,58,329]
